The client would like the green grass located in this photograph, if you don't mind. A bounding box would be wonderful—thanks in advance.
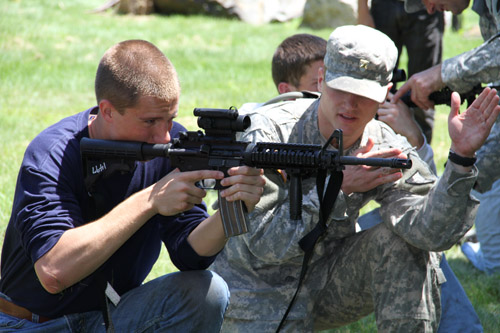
[1,0,499,331]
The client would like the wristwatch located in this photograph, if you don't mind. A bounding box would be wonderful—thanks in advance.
[448,149,476,167]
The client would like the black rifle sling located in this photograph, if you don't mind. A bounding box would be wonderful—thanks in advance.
[85,160,135,333]
[87,191,115,332]
[83,189,115,332]
[276,168,344,332]
[87,192,116,333]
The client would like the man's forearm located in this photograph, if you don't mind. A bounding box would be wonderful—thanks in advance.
[34,187,156,294]
[188,211,227,257]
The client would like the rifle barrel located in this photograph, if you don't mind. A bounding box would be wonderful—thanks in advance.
[339,156,412,169]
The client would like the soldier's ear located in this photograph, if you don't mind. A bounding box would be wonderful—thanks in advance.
[98,99,117,122]
[278,82,294,94]
[384,83,393,101]
[318,67,325,92]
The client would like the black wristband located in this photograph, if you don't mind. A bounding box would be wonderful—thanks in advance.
[448,150,476,167]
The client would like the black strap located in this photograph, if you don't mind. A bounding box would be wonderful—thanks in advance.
[275,169,344,332]
[85,167,122,333]
[263,91,321,106]
[102,291,115,333]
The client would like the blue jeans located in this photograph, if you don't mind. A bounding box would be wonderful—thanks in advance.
[438,256,483,332]
[0,270,229,332]
[470,180,500,274]
[358,209,483,332]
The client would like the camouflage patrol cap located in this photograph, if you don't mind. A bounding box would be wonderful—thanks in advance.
[404,0,426,13]
[323,25,398,103]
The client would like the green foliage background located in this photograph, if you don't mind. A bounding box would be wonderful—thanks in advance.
[0,0,498,331]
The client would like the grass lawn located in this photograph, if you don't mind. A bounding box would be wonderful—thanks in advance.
[1,0,499,331]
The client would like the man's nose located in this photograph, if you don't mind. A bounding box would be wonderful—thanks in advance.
[345,94,359,109]
[153,123,171,144]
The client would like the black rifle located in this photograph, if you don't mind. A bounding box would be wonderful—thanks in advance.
[392,69,500,107]
[400,84,500,107]
[81,107,412,237]
[390,68,406,93]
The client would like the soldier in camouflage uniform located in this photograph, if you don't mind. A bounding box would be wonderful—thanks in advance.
[395,0,500,108]
[399,0,500,274]
[210,25,500,332]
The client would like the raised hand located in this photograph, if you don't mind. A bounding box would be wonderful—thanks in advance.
[377,92,425,149]
[448,87,500,158]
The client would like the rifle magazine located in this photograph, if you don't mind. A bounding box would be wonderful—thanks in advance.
[218,193,248,237]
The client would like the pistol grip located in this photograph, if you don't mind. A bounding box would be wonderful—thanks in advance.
[218,192,249,237]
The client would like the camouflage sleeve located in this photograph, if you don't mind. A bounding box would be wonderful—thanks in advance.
[475,122,500,193]
[441,34,500,93]
[378,152,479,251]
[235,112,283,143]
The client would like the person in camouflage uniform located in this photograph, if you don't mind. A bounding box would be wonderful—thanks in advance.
[210,25,500,332]
[395,0,500,108]
[397,0,500,274]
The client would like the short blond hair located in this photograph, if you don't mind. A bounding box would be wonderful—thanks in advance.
[95,40,180,113]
